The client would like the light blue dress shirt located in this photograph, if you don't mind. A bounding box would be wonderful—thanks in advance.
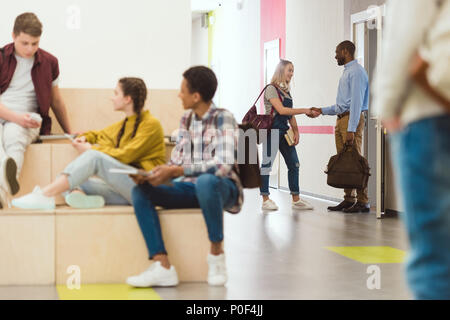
[321,60,369,132]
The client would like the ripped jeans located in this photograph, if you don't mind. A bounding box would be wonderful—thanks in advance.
[62,150,135,205]
[260,128,300,196]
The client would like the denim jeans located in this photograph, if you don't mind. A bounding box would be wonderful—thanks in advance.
[131,173,238,259]
[260,128,300,196]
[390,114,450,299]
[63,150,135,205]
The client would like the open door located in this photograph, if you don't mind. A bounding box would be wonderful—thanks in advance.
[351,5,386,219]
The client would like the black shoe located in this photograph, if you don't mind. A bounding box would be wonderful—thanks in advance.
[2,157,20,196]
[327,200,355,211]
[342,202,370,213]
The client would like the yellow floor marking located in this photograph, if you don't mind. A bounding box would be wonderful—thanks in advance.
[56,283,162,300]
[325,246,406,264]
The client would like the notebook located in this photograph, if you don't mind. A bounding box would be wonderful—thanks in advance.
[284,127,295,146]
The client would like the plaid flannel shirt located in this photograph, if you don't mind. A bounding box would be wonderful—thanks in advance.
[169,104,243,214]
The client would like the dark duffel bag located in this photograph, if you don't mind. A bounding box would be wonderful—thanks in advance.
[186,110,261,189]
[325,143,371,189]
[236,123,261,188]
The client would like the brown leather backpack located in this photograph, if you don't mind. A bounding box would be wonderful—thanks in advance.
[325,143,371,189]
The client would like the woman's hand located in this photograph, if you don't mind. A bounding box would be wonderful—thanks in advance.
[72,140,92,154]
[74,136,87,143]
[293,131,300,145]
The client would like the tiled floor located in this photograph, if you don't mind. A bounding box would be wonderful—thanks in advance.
[0,188,412,300]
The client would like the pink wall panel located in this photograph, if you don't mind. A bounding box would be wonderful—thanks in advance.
[260,0,286,97]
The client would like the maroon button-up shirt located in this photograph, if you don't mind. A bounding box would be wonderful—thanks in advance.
[0,43,59,135]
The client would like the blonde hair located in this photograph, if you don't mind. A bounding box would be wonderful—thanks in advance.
[270,59,293,91]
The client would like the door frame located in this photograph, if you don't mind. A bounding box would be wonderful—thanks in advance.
[350,5,386,219]
[263,38,281,188]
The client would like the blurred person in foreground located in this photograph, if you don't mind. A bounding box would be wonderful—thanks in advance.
[374,0,450,299]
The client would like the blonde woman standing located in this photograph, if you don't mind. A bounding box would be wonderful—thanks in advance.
[261,59,314,211]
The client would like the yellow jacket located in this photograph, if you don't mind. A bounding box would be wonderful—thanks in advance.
[81,110,166,171]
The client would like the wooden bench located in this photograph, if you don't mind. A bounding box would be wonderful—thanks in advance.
[0,88,211,285]
[0,206,209,285]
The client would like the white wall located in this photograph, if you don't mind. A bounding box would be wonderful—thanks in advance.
[285,0,346,200]
[210,0,261,121]
[191,16,209,67]
[0,0,191,89]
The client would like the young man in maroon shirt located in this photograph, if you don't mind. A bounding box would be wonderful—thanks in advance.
[0,12,72,208]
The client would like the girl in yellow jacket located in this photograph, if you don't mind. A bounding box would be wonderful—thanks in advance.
[12,77,166,209]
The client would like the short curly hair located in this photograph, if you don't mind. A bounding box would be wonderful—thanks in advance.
[183,66,218,103]
[337,40,356,57]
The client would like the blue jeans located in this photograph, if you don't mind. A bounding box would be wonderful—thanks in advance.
[390,114,450,299]
[260,128,300,196]
[131,173,238,259]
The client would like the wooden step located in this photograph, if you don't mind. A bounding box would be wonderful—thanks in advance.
[55,206,208,284]
[0,209,55,285]
[0,206,209,285]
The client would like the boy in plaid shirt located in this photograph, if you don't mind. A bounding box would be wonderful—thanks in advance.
[127,66,242,288]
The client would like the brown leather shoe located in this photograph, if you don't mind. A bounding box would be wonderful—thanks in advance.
[343,202,370,213]
[327,200,355,211]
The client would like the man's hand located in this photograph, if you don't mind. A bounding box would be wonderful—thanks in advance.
[346,132,355,145]
[409,51,450,113]
[146,165,183,187]
[409,51,428,86]
[15,113,41,129]
[308,107,322,118]
[305,108,314,118]
[130,170,152,185]
[71,140,92,154]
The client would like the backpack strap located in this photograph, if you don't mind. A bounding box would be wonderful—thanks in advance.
[252,84,284,117]
[185,110,194,131]
[268,84,284,116]
[252,85,270,106]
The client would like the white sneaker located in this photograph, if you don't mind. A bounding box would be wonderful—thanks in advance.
[207,253,227,286]
[11,186,55,210]
[65,192,105,209]
[262,199,278,210]
[126,261,179,287]
[292,198,314,210]
[1,157,19,196]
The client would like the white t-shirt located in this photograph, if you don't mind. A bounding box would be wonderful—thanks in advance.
[0,54,59,114]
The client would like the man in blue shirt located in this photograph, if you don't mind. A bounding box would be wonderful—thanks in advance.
[311,41,370,213]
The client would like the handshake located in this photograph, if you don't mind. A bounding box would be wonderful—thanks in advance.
[306,107,322,118]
